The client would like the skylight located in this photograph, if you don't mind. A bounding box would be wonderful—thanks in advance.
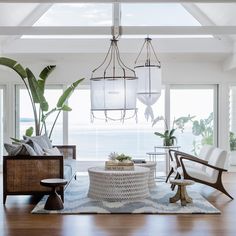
[22,3,212,39]
[35,3,112,26]
[121,3,201,26]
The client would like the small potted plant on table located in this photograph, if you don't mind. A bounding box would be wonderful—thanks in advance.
[105,152,134,170]
[152,115,194,146]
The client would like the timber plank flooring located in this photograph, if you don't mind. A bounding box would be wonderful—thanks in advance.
[0,173,236,236]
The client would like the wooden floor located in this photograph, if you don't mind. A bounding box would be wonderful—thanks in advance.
[1,173,236,236]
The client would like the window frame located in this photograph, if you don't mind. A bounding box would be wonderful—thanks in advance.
[0,85,6,165]
[168,84,219,148]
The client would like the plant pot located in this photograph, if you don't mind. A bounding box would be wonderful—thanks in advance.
[163,138,174,147]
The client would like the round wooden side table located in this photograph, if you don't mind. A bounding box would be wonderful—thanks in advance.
[169,179,195,206]
[40,178,67,210]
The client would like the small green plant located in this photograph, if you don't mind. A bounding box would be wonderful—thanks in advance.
[230,131,236,151]
[152,115,194,146]
[108,152,132,162]
[191,112,214,155]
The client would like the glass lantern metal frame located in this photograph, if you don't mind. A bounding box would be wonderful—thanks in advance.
[90,36,138,122]
[134,37,161,96]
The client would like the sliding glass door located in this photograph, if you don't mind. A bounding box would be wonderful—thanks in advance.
[68,88,165,160]
[229,86,236,165]
[0,87,4,163]
[170,85,217,155]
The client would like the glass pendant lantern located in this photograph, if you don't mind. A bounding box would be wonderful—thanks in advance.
[90,36,138,122]
[134,37,161,121]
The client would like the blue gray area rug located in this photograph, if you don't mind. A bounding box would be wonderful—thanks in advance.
[32,177,220,214]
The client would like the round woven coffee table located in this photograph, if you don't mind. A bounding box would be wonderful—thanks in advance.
[169,179,195,206]
[134,161,156,188]
[40,178,67,210]
[88,166,150,201]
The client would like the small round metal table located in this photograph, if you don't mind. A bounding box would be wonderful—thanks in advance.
[40,178,67,210]
[154,146,181,176]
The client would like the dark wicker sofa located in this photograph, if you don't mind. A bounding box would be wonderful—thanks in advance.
[3,145,76,204]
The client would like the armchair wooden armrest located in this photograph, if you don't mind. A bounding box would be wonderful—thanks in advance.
[178,155,227,172]
[174,151,208,168]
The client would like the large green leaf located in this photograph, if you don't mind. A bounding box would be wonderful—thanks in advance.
[170,136,177,140]
[38,65,56,93]
[0,57,27,79]
[25,127,34,137]
[42,104,72,123]
[154,132,166,138]
[61,104,72,111]
[169,129,176,137]
[57,78,84,108]
[10,137,21,143]
[26,68,49,111]
[192,120,202,136]
[164,130,170,137]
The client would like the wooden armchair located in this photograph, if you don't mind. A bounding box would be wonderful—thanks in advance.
[175,148,233,200]
[166,145,214,183]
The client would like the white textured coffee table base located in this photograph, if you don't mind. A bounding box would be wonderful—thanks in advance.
[135,161,156,188]
[88,166,150,201]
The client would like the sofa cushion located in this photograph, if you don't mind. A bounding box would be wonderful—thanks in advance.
[31,141,45,155]
[44,147,61,156]
[4,142,37,156]
[23,134,52,149]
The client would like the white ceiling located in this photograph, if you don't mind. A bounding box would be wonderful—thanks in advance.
[0,3,39,26]
[0,1,235,70]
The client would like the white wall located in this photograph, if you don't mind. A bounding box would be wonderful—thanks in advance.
[1,53,236,84]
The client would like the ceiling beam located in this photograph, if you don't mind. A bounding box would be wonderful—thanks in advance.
[122,26,236,35]
[2,4,53,45]
[2,38,231,54]
[223,53,236,71]
[0,26,236,36]
[0,0,235,3]
[181,3,233,42]
[223,42,236,71]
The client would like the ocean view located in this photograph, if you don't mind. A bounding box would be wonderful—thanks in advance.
[20,122,201,161]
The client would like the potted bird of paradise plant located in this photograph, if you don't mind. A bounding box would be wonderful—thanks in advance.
[0,57,84,139]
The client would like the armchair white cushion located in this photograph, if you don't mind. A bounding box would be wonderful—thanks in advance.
[180,147,227,183]
[184,145,214,170]
[205,148,227,182]
[177,166,214,183]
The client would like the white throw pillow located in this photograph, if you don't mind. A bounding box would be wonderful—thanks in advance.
[44,147,62,156]
[4,143,37,156]
[23,134,52,149]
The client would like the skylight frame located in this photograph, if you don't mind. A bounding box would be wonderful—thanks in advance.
[19,2,215,39]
